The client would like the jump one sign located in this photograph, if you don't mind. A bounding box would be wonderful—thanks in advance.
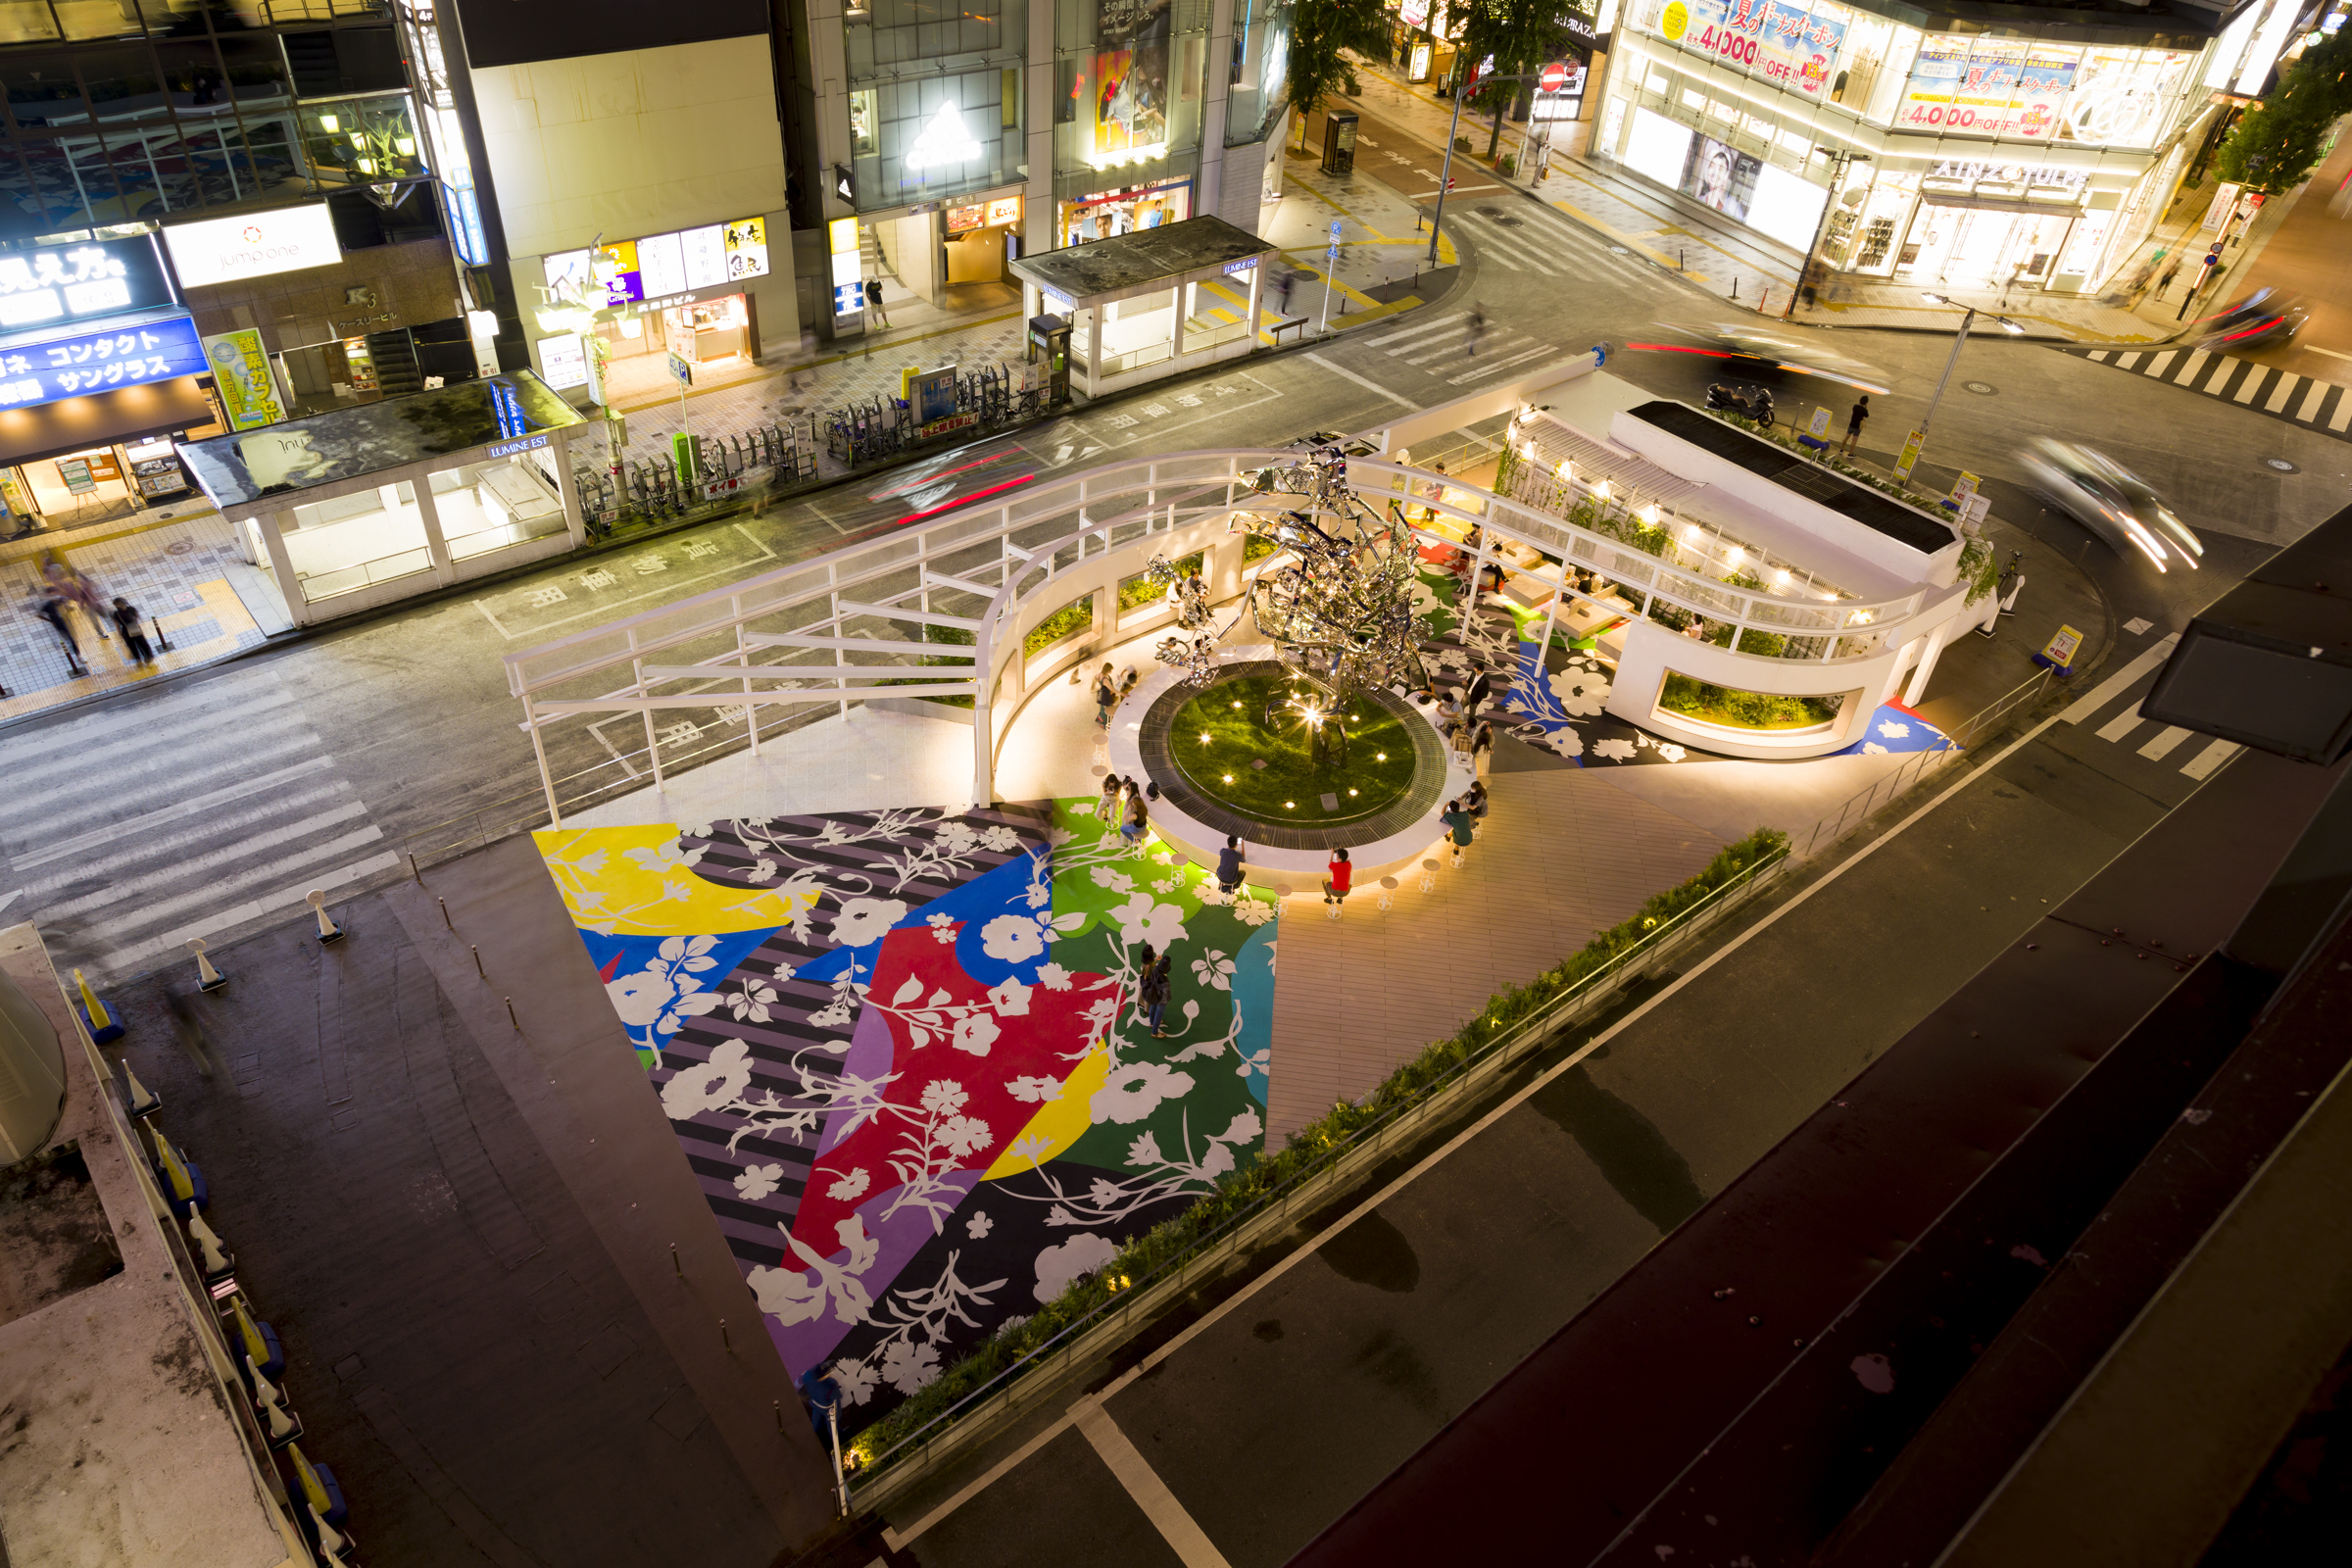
[163,205,345,285]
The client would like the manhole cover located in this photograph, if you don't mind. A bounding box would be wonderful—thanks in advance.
[166,539,196,555]
[1963,381,1996,395]
[1610,245,1631,254]
[1493,215,1524,227]
[2264,458,2299,472]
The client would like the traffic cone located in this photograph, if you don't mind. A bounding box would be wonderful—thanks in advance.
[123,1062,162,1118]
[304,1498,357,1566]
[305,891,343,945]
[246,1354,302,1448]
[287,1443,345,1527]
[226,1296,280,1379]
[73,967,123,1043]
[186,1212,235,1285]
[188,937,228,993]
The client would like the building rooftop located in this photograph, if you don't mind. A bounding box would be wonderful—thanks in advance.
[177,371,583,510]
[1010,215,1279,307]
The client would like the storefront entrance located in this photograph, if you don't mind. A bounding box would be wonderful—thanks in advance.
[4,433,203,535]
[1060,179,1194,247]
[1894,202,2081,291]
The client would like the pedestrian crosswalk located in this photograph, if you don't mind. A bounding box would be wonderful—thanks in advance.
[1446,204,1656,289]
[2058,632,2244,784]
[1357,308,1581,386]
[0,668,401,979]
[2064,344,2352,437]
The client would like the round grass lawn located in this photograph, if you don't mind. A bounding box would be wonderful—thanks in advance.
[1168,674,1422,827]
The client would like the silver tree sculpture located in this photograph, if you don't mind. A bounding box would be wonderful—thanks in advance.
[1146,444,1432,717]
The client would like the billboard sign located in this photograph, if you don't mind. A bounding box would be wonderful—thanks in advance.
[164,205,343,286]
[202,327,288,430]
[0,314,207,410]
[0,236,175,331]
[1658,0,1846,98]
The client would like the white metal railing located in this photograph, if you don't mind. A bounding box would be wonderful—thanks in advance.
[503,448,1961,820]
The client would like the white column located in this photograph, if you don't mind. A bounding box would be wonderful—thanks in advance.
[1245,258,1264,339]
[1201,0,1235,217]
[1902,620,1953,708]
[1024,0,1055,259]
[1087,305,1103,394]
[1169,281,1185,360]
[553,429,587,547]
[261,509,307,627]
[412,468,453,584]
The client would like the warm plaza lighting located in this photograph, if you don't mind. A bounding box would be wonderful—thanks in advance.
[1200,733,1211,743]
[1222,773,1234,783]
[1348,788,1359,797]
[1592,480,1613,501]
[1376,752,1387,760]
[1284,801,1295,808]
[1726,545,1743,564]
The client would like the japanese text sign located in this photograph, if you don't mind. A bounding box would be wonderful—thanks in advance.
[0,315,205,410]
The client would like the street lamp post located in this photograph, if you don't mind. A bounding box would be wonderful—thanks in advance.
[1905,292,2024,478]
[1427,67,1550,269]
[1784,151,1867,321]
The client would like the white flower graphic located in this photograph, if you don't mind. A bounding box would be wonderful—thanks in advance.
[1090,1060,1196,1124]
[938,1115,994,1159]
[1228,895,1275,928]
[980,824,1023,853]
[988,977,1033,1017]
[951,1013,1002,1056]
[1189,950,1236,991]
[832,1358,878,1405]
[926,911,958,943]
[881,1339,941,1395]
[661,1040,754,1119]
[1106,892,1188,950]
[1035,960,1074,990]
[734,1163,785,1201]
[1655,743,1687,763]
[920,1080,970,1117]
[1033,1233,1119,1303]
[1126,1130,1164,1167]
[827,1166,872,1202]
[623,840,706,874]
[1091,865,1135,892]
[1548,664,1610,717]
[980,912,1047,963]
[1878,720,1912,739]
[831,897,908,948]
[965,1210,995,1240]
[1863,740,1889,755]
[1592,736,1637,761]
[1006,1074,1061,1102]
[721,979,779,1022]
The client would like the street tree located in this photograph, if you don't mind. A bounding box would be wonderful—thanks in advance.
[1285,0,1394,149]
[1441,0,1585,158]
[2213,28,2352,195]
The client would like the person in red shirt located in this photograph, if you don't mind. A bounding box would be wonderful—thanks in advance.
[1323,847,1352,906]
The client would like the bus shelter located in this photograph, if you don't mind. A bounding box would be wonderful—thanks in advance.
[1010,216,1280,400]
[177,372,587,628]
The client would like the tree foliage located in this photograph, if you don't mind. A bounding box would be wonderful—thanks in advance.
[1441,0,1583,152]
[2214,28,2352,195]
[1284,0,1392,147]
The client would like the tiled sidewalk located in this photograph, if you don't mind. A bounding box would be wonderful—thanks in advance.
[0,513,271,720]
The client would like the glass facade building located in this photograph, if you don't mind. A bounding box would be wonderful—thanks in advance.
[0,1,437,245]
[1593,0,2230,293]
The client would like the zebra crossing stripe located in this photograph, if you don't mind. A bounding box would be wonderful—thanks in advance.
[2117,351,2142,369]
[2264,372,2301,414]
[2180,739,2242,781]
[1365,310,1468,348]
[2297,380,2329,420]
[2137,725,2194,760]
[2331,394,2352,433]
[2143,350,2177,378]
[2232,365,2270,404]
[2095,707,2145,744]
[2194,355,2236,391]
[2088,350,2111,362]
[1446,345,1557,383]
[2173,349,2209,385]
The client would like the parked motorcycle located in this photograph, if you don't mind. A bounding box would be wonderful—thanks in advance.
[1706,382,1776,427]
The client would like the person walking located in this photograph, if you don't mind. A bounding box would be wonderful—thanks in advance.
[1464,303,1488,359]
[1139,949,1174,1038]
[864,277,890,327]
[1840,394,1870,458]
[1471,720,1494,781]
[1323,847,1352,906]
[1463,666,1494,724]
[111,595,155,665]
[47,558,109,641]
[1441,797,1477,867]
[2153,254,2182,300]
[1092,662,1118,725]
[1216,834,1246,895]
[1276,269,1297,314]
[32,587,85,675]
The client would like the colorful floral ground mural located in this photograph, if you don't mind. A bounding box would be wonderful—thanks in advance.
[535,802,1275,1434]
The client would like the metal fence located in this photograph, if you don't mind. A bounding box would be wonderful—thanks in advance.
[845,841,1789,1502]
[1794,667,2053,858]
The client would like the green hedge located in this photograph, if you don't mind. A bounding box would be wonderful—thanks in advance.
[1118,552,1204,612]
[847,825,1788,1472]
[1023,596,1094,658]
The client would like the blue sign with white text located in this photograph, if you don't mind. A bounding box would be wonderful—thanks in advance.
[0,314,204,409]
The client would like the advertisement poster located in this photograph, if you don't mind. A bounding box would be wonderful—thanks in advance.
[1096,0,1173,157]
[723,217,769,280]
[0,315,208,409]
[1899,37,2078,138]
[1681,133,1761,221]
[1657,0,1846,98]
[202,328,287,430]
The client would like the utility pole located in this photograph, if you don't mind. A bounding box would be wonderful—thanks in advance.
[1785,151,1868,321]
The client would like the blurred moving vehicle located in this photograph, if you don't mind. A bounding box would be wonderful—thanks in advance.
[2019,439,2204,573]
[1626,322,1893,395]
[2190,288,2307,351]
